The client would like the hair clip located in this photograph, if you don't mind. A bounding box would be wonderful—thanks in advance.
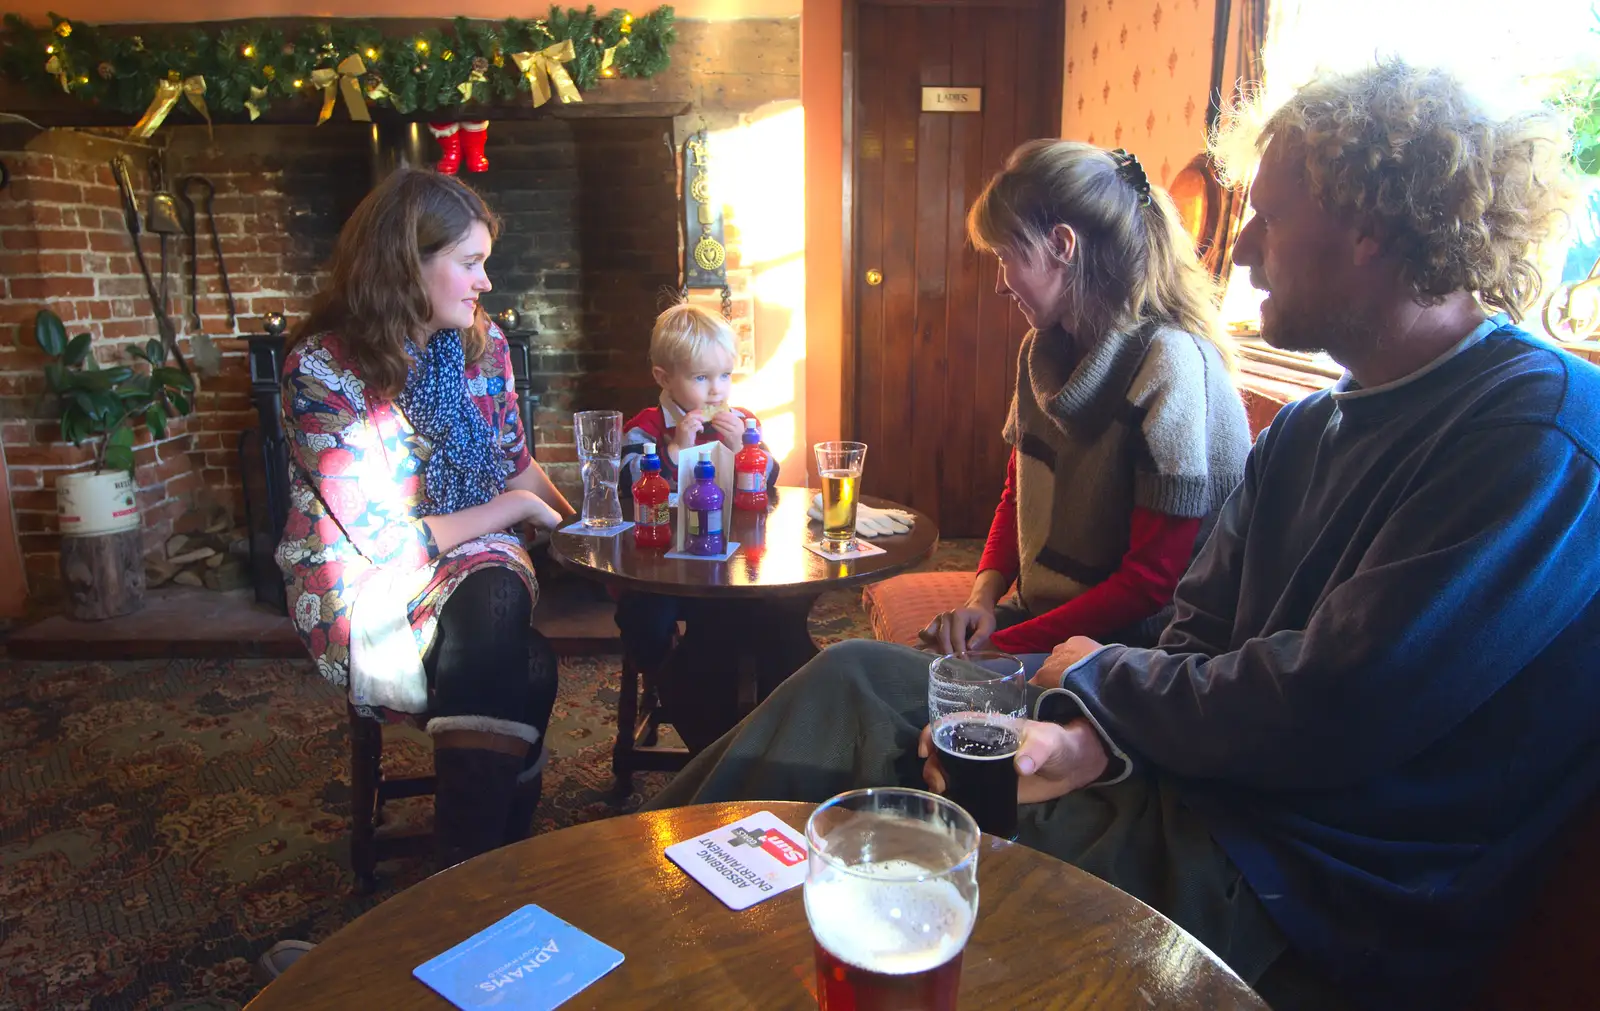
[1109,148,1152,207]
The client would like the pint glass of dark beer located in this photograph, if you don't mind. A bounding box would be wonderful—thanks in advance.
[928,651,1026,839]
[804,788,980,1011]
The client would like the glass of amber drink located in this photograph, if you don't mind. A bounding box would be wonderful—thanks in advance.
[814,441,868,552]
[804,787,980,1011]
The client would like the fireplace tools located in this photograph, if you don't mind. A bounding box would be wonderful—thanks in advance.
[174,175,231,375]
[109,154,192,379]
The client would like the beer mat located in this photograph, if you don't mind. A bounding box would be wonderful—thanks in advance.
[663,541,741,562]
[557,520,634,538]
[413,903,624,1010]
[664,811,810,910]
[804,539,887,561]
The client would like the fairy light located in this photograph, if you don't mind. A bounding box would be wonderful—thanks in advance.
[45,43,55,54]
[364,47,378,60]
[415,39,430,53]
[292,77,304,89]
[241,44,256,58]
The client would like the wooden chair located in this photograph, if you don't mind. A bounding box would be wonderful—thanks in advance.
[347,704,436,895]
[611,646,692,794]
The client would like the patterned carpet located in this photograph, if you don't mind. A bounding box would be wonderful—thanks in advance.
[0,541,979,1011]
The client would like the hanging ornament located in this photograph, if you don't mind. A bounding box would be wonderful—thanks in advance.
[681,130,728,291]
[262,65,276,81]
[511,40,580,108]
[97,61,114,80]
[457,56,489,102]
[460,120,489,173]
[129,78,182,139]
[44,53,69,92]
[244,85,268,120]
[54,20,72,37]
[429,122,462,174]
[281,42,296,56]
[310,54,371,125]
[181,75,212,140]
[363,73,391,104]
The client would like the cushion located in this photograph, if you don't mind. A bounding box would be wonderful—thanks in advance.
[862,571,976,647]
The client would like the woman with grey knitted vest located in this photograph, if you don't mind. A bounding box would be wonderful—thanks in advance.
[922,141,1250,657]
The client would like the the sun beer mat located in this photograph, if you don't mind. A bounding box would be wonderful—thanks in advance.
[664,811,810,911]
[804,539,887,561]
[413,904,624,1010]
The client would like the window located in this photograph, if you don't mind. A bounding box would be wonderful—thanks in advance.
[1222,0,1598,363]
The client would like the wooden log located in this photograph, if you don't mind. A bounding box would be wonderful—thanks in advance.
[59,528,146,620]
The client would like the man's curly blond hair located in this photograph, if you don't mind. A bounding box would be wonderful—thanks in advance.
[1211,60,1580,322]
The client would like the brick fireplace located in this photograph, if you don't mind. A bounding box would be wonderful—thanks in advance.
[0,17,800,605]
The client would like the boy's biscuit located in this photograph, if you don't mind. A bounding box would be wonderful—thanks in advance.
[702,403,726,419]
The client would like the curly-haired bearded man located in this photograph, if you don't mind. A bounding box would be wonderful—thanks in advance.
[647,61,1597,1010]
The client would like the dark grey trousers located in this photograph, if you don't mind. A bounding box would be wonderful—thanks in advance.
[648,639,1353,1010]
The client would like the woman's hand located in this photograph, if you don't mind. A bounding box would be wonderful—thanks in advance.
[918,718,1109,804]
[675,411,706,451]
[709,408,746,451]
[919,604,998,654]
[502,489,563,530]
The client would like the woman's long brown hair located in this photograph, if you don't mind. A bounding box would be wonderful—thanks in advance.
[290,169,501,400]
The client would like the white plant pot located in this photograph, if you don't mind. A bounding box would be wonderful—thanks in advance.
[57,469,140,535]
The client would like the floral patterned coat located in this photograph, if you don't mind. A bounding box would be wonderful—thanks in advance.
[275,322,537,713]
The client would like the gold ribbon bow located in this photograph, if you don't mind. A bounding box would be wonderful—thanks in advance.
[456,68,487,103]
[310,54,371,125]
[245,85,269,121]
[130,79,182,139]
[44,54,70,92]
[511,40,581,108]
[181,75,212,140]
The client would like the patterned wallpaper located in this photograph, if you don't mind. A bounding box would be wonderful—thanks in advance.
[1060,0,1215,189]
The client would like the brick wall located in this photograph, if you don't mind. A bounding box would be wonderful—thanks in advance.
[0,125,371,598]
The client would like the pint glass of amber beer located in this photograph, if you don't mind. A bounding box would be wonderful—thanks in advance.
[804,788,980,1011]
[813,441,868,552]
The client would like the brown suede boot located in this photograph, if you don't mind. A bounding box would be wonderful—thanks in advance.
[432,745,526,870]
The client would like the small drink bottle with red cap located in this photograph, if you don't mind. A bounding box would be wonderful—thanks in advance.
[733,419,770,512]
[632,443,671,550]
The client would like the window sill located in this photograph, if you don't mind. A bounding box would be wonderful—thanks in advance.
[1230,334,1334,434]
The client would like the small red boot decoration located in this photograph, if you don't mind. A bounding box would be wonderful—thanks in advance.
[460,120,490,173]
[429,122,462,175]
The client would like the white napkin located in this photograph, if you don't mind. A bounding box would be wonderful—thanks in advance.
[806,493,915,537]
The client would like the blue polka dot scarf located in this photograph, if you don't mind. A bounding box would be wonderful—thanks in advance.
[397,329,505,515]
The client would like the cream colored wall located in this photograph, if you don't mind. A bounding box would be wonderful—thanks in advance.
[1060,0,1214,189]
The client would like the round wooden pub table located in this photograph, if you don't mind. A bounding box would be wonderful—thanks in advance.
[246,801,1268,1010]
[550,486,939,787]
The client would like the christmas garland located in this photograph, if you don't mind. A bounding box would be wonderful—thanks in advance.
[0,8,676,126]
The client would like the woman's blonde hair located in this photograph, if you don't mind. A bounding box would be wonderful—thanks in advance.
[966,139,1233,370]
[292,169,500,399]
[1211,60,1579,321]
[650,302,737,372]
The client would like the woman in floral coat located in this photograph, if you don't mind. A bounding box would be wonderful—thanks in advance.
[277,169,571,866]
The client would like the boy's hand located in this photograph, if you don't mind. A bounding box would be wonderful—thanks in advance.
[708,408,745,450]
[675,411,705,450]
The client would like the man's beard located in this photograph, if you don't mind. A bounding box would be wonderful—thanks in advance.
[1261,296,1366,359]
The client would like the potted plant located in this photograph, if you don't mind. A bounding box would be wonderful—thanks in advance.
[32,309,195,617]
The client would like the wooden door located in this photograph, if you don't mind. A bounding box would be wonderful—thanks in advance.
[849,0,1061,537]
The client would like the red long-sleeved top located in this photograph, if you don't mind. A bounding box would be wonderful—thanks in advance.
[980,450,1199,654]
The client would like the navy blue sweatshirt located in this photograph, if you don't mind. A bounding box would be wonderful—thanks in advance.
[1060,319,1600,1007]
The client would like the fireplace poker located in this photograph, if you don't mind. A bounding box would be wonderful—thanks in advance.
[109,154,192,379]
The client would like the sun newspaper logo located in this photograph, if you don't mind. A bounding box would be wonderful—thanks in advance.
[728,824,805,867]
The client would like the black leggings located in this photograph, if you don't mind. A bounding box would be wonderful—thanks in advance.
[423,567,558,735]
